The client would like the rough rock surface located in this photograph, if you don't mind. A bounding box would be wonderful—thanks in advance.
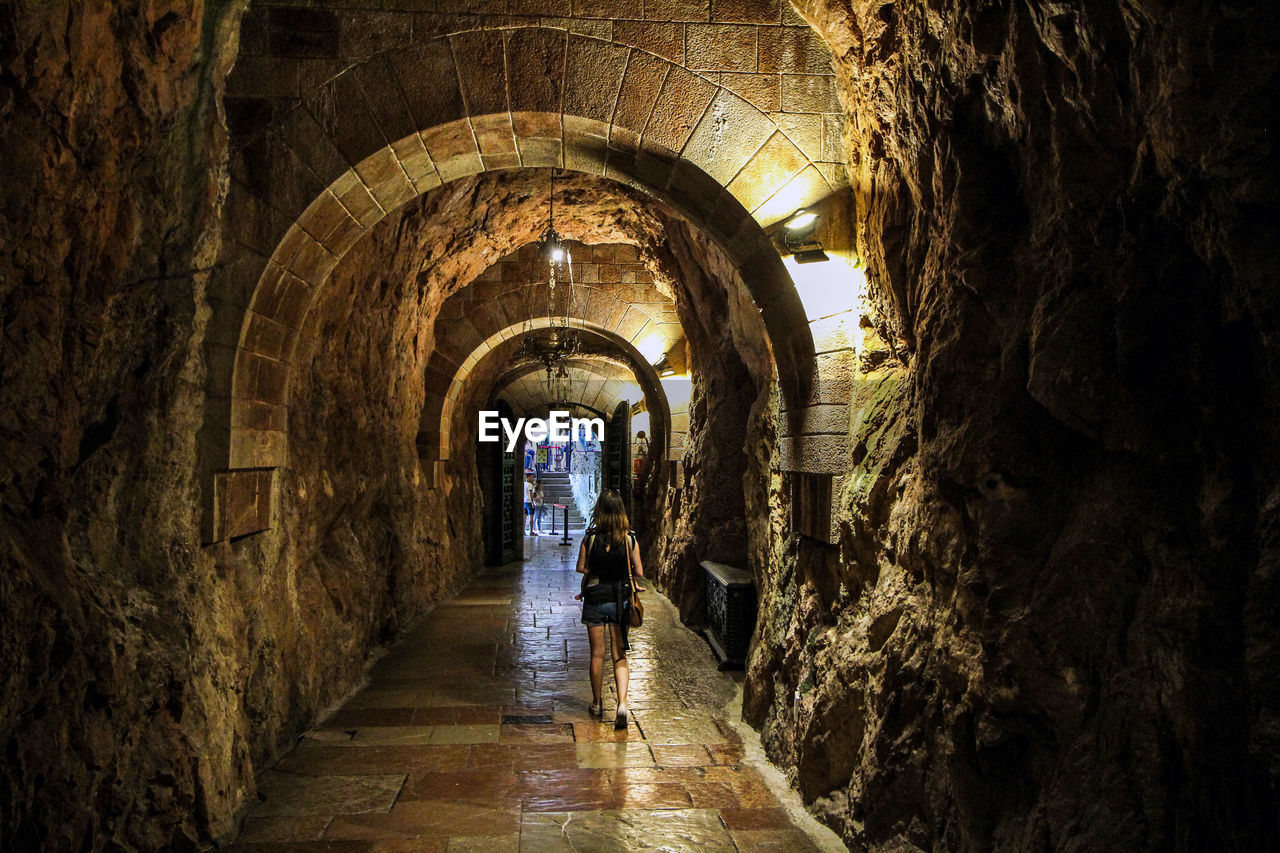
[744,0,1280,849]
[0,2,248,849]
[650,217,777,625]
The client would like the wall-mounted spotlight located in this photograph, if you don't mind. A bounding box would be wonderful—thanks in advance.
[783,209,828,264]
[785,210,818,230]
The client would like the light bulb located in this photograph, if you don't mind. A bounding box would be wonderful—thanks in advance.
[784,210,818,231]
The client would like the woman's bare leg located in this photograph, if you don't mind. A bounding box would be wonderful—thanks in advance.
[587,625,605,706]
[609,623,629,709]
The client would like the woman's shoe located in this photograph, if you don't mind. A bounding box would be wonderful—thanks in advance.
[589,701,603,719]
[614,705,628,730]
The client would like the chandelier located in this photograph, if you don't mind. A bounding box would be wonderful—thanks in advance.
[539,168,567,272]
[535,168,577,334]
[544,354,574,403]
[515,168,582,403]
[514,330,580,403]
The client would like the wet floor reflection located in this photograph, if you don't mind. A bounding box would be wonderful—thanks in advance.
[226,533,827,851]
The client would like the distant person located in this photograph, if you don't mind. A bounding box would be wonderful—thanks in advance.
[533,478,546,535]
[524,472,535,536]
[573,489,645,728]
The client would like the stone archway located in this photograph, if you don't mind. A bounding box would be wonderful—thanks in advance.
[436,320,671,471]
[491,358,642,418]
[205,27,841,541]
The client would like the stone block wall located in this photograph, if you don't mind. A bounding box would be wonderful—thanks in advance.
[232,0,846,188]
[773,190,875,543]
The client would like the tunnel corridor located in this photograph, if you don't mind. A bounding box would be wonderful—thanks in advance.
[2,1,1279,851]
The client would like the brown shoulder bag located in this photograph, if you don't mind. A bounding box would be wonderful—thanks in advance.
[626,531,643,628]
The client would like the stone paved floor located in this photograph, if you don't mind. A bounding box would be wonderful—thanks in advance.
[226,533,836,852]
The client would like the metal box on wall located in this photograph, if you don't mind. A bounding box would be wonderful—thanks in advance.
[701,560,757,669]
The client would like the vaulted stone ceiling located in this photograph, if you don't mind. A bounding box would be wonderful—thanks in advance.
[231,2,846,201]
[211,3,833,507]
[431,238,682,434]
[494,355,639,417]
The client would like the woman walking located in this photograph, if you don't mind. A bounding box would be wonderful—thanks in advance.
[574,489,645,728]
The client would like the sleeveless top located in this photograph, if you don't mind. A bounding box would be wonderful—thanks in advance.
[585,528,635,583]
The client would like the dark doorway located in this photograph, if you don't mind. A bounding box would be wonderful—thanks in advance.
[605,400,633,517]
[480,399,521,566]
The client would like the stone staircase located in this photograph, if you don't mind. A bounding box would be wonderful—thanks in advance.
[538,471,586,530]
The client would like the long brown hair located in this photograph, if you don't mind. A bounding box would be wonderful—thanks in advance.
[589,488,630,548]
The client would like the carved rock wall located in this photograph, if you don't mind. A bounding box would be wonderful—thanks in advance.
[0,2,249,849]
[745,0,1280,849]
[646,215,777,623]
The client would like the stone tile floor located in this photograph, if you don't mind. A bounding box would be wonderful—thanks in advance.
[226,534,842,852]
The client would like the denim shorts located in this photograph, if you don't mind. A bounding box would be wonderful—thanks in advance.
[581,583,622,626]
